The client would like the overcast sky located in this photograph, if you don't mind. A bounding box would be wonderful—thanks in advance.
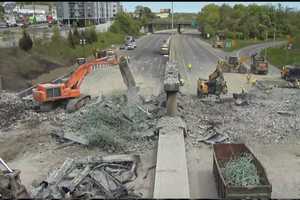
[121,1,300,13]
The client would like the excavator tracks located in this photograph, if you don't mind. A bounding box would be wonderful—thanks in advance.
[66,95,91,113]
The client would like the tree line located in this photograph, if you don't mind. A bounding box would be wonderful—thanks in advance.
[197,3,300,40]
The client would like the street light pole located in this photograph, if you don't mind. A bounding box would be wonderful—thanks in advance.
[171,1,174,31]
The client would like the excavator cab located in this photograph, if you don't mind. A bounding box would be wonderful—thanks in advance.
[197,64,227,98]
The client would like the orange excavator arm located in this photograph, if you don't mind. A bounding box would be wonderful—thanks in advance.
[32,54,119,104]
[65,56,119,89]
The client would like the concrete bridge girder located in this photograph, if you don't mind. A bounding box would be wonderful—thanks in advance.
[147,21,192,33]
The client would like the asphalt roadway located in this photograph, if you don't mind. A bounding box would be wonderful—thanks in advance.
[81,32,169,98]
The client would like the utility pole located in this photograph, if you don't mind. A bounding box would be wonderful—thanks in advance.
[32,2,35,17]
[171,1,174,31]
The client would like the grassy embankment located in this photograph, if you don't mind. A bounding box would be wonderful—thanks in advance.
[204,38,284,52]
[0,31,125,91]
[261,45,300,69]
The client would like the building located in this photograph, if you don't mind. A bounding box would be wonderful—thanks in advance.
[56,2,121,26]
[156,9,170,18]
[10,4,56,23]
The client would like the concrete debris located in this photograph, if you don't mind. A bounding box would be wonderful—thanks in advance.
[197,131,229,145]
[233,90,248,106]
[0,92,65,130]
[31,154,140,199]
[51,92,166,152]
[0,92,28,129]
[177,82,300,144]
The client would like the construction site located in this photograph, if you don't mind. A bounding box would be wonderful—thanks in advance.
[1,23,300,199]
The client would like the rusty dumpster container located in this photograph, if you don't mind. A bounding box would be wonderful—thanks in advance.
[213,144,272,199]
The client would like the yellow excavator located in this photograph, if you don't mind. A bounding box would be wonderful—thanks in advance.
[197,61,228,98]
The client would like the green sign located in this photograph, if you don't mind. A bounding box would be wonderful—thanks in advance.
[225,40,232,48]
[191,19,198,28]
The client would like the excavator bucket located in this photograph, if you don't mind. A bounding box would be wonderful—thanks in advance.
[0,158,30,199]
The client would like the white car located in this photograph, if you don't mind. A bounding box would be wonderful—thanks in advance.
[126,43,134,50]
[0,21,8,28]
[131,41,137,48]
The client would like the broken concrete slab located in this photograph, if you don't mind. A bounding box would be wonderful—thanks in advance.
[32,154,141,199]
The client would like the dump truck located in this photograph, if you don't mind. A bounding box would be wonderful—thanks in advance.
[221,56,248,73]
[281,65,300,81]
[197,64,228,98]
[212,32,225,48]
[250,53,268,74]
[213,144,272,199]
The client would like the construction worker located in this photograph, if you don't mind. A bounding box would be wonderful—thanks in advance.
[251,78,257,86]
[246,73,252,84]
[187,63,192,72]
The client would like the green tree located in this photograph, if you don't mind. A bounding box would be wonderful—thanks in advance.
[109,13,140,36]
[0,5,4,20]
[197,3,300,40]
[86,25,97,44]
[72,26,80,45]
[134,6,155,26]
[51,25,62,43]
[67,30,75,48]
[197,4,220,36]
[19,29,33,51]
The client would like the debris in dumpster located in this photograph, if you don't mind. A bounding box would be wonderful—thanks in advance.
[197,131,229,145]
[31,154,141,199]
[222,152,260,187]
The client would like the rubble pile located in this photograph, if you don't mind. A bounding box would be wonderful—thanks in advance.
[178,85,300,144]
[0,92,28,129]
[56,93,166,152]
[31,154,141,199]
[222,153,260,187]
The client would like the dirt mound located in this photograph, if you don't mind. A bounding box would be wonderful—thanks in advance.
[0,48,64,91]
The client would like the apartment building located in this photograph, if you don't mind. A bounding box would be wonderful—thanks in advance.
[56,2,121,26]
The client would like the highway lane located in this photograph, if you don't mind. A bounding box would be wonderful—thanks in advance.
[81,33,169,98]
[120,33,170,94]
[172,33,219,95]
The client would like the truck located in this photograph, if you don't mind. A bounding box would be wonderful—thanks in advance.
[250,53,268,74]
[213,143,272,199]
[212,32,225,48]
[281,64,300,81]
[221,56,248,74]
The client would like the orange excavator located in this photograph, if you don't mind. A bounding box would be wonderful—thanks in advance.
[32,54,119,112]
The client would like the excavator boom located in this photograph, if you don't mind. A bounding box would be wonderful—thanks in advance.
[32,53,119,111]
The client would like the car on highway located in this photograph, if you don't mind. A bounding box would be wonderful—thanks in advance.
[126,42,135,50]
[131,41,137,48]
[0,21,8,28]
[160,43,169,55]
[119,42,135,50]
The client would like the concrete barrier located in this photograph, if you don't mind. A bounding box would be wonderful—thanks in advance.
[0,75,2,91]
[154,116,190,198]
[154,37,190,198]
